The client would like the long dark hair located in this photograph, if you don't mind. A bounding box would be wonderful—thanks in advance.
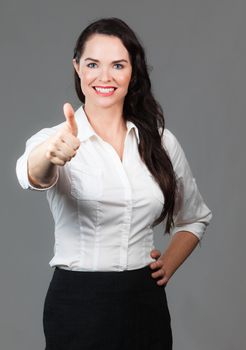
[72,17,177,234]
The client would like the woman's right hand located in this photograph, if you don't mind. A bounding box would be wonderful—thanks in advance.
[45,103,81,166]
[27,103,81,188]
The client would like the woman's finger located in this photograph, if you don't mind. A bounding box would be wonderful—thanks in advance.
[156,278,168,286]
[151,267,165,279]
[149,257,163,270]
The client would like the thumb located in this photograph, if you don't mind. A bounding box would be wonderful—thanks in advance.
[63,102,78,136]
[150,249,161,259]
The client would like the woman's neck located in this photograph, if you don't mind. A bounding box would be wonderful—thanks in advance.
[83,103,126,140]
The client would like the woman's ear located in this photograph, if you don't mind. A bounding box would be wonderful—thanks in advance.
[72,59,80,76]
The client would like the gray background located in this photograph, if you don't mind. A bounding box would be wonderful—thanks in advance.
[1,0,245,349]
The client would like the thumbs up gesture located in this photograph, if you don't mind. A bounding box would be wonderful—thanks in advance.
[63,102,78,137]
[45,103,80,166]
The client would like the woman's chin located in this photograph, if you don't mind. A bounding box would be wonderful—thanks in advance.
[86,97,123,109]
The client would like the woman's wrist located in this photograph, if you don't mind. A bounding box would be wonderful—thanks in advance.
[27,141,57,187]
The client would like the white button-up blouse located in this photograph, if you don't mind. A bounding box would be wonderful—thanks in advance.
[16,104,212,271]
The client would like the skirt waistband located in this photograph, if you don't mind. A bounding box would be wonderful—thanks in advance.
[52,264,164,294]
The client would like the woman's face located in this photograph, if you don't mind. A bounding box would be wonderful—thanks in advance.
[73,34,132,109]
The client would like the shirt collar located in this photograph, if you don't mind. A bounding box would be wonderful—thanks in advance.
[75,104,140,144]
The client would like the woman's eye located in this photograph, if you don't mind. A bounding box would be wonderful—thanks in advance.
[114,63,123,69]
[87,63,97,68]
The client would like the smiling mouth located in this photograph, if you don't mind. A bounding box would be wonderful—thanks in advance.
[92,86,117,96]
[93,86,117,90]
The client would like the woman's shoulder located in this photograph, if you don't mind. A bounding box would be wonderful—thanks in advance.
[159,127,189,171]
[162,127,176,143]
[159,127,180,154]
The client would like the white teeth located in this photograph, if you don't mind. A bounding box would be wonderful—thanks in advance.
[95,87,115,93]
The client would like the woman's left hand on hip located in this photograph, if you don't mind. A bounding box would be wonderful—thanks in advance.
[149,249,170,286]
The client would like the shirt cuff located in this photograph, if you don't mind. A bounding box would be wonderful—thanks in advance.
[16,153,59,191]
[170,222,208,247]
[27,170,59,191]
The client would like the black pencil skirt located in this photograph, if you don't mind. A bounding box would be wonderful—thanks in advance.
[43,265,173,350]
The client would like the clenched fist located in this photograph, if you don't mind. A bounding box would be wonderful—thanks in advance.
[45,103,80,166]
[27,102,81,188]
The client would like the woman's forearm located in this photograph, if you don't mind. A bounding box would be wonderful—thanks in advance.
[27,141,57,188]
[161,231,200,278]
[149,231,201,286]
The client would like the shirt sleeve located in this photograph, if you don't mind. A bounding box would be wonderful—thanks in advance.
[16,126,60,191]
[162,128,213,246]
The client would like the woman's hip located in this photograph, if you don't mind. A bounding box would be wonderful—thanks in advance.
[43,265,172,349]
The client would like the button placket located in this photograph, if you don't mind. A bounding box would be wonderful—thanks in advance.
[102,134,134,269]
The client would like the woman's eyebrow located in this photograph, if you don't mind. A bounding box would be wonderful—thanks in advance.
[84,57,128,63]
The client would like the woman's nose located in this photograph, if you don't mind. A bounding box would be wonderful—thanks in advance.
[99,68,112,82]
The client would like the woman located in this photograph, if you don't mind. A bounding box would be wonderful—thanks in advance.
[16,17,212,350]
